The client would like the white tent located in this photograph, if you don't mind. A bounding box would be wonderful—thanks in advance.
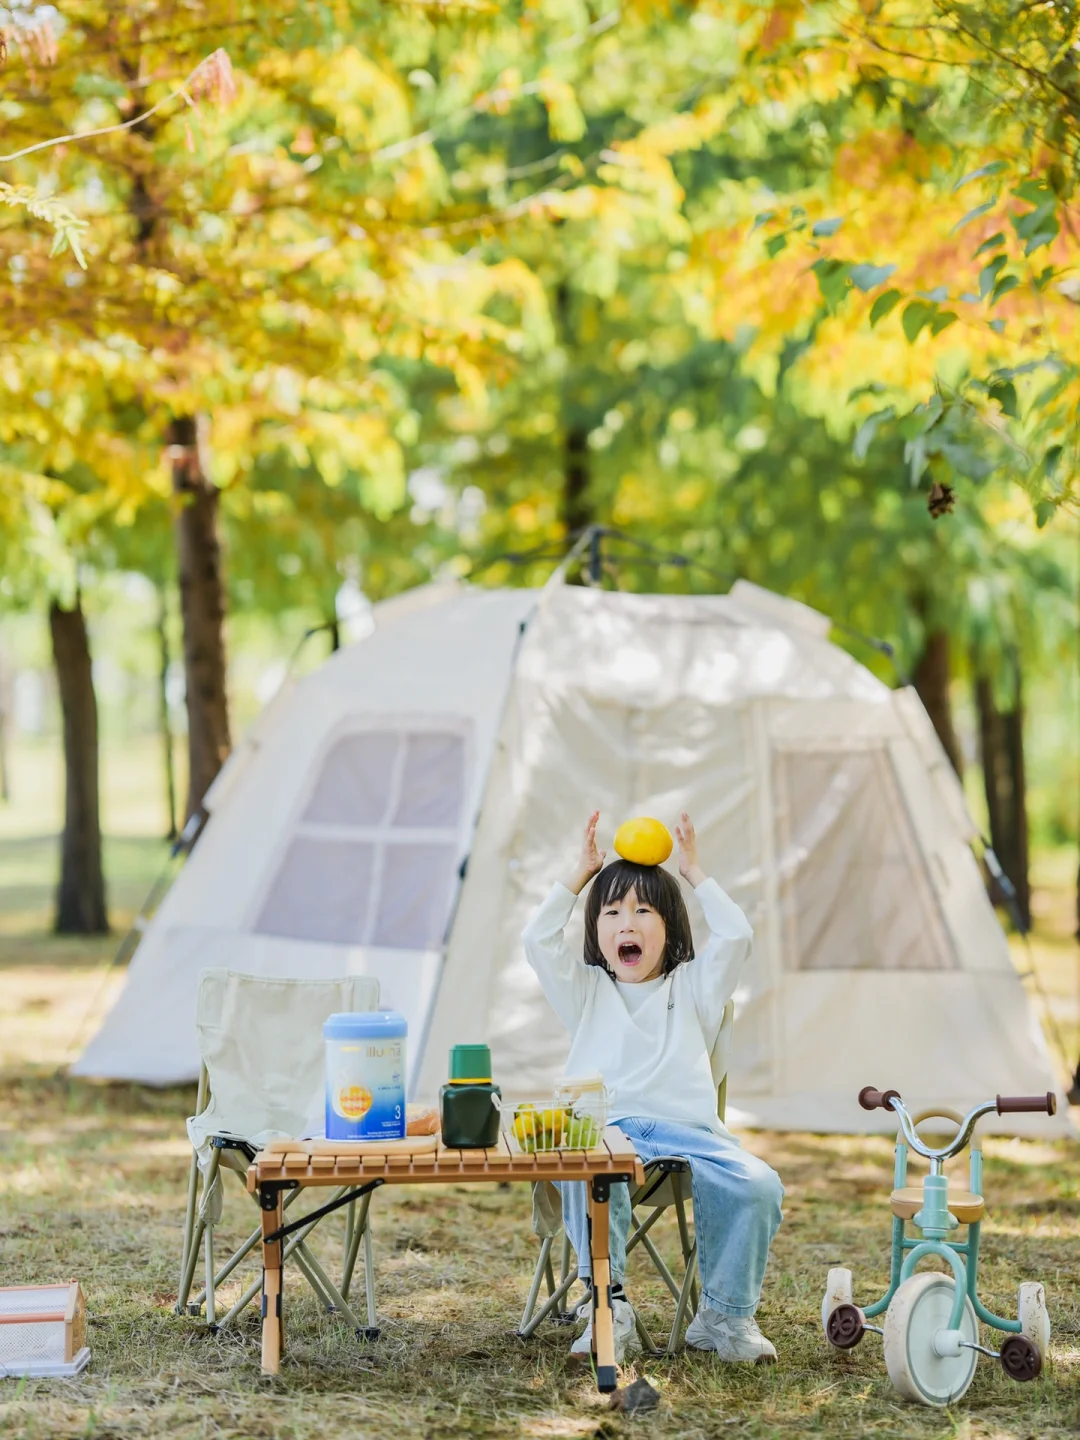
[74,577,1067,1134]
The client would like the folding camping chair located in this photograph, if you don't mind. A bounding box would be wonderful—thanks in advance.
[176,969,381,1335]
[518,998,735,1355]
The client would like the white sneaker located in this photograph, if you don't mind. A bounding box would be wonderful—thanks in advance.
[570,1294,639,1363]
[685,1309,777,1363]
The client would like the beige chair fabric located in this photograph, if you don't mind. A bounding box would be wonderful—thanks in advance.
[187,968,380,1156]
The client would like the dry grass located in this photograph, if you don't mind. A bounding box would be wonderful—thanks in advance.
[1,813,1079,1437]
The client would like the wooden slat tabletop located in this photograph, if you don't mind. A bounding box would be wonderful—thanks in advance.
[247,1125,643,1190]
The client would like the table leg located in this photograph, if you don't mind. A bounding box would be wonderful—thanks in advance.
[587,1177,618,1393]
[260,1185,284,1375]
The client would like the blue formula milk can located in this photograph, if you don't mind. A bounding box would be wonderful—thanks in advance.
[324,1011,407,1141]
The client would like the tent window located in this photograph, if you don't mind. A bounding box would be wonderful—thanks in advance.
[254,838,376,946]
[302,731,398,826]
[254,725,468,950]
[393,734,466,828]
[774,746,955,972]
[373,842,459,949]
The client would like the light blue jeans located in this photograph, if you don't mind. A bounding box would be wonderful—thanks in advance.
[556,1117,784,1317]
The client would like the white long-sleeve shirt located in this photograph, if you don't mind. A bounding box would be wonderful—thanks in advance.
[521,878,753,1136]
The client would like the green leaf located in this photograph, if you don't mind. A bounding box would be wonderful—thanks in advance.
[72,73,129,99]
[812,217,844,237]
[765,234,788,258]
[849,262,896,292]
[979,255,1007,298]
[812,257,852,309]
[853,405,896,460]
[919,286,949,303]
[930,310,958,335]
[1034,499,1056,528]
[990,274,1021,305]
[954,161,1007,191]
[869,288,902,326]
[752,211,776,231]
[1024,225,1059,256]
[973,232,1005,258]
[1014,178,1053,205]
[902,300,934,343]
[959,292,980,303]
[952,198,996,233]
[989,318,1006,334]
[1043,444,1063,477]
[988,379,1018,416]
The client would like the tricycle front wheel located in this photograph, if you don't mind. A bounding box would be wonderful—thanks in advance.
[883,1273,979,1406]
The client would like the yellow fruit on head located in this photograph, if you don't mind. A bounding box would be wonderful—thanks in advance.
[614,816,673,867]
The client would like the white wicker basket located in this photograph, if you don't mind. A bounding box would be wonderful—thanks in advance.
[0,1283,89,1379]
[501,1078,611,1154]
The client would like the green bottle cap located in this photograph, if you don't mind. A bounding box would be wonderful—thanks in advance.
[449,1044,492,1082]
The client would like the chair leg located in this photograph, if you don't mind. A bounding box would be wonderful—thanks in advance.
[294,1240,364,1330]
[343,1200,355,1291]
[341,1190,373,1301]
[190,1187,304,1312]
[517,1265,579,1339]
[672,1187,699,1313]
[177,1215,206,1314]
[204,1224,216,1327]
[362,1220,377,1334]
[215,1198,343,1331]
[667,1240,698,1353]
[177,1064,209,1310]
[639,1230,684,1306]
[559,1232,572,1285]
[519,1237,553,1333]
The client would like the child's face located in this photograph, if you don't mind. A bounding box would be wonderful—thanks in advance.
[597,885,667,983]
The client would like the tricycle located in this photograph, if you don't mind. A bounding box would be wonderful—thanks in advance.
[821,1084,1056,1406]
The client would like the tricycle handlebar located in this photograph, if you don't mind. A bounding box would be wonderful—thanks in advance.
[858,1085,1058,1161]
[997,1093,1056,1115]
[858,1086,901,1112]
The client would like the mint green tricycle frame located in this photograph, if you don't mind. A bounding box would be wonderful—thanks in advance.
[824,1087,1055,1402]
[862,1107,1017,1337]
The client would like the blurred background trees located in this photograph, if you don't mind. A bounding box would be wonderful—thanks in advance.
[1,0,1077,943]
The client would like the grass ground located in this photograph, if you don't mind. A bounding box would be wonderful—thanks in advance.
[1,739,1079,1438]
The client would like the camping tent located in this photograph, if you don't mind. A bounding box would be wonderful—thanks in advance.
[74,577,1067,1134]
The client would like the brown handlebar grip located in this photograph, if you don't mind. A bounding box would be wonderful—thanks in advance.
[996,1092,1057,1115]
[858,1086,901,1111]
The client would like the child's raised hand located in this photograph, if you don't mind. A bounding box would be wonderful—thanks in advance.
[564,810,607,895]
[675,811,706,887]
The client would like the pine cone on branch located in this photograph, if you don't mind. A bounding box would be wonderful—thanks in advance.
[928,481,955,519]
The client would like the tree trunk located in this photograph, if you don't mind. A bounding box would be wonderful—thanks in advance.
[912,628,964,778]
[49,597,108,934]
[156,582,178,841]
[564,423,591,536]
[975,666,1031,929]
[555,281,593,540]
[170,415,231,819]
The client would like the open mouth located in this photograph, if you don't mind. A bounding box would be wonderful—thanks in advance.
[618,943,643,965]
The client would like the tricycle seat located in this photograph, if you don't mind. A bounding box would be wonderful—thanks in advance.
[889,1186,984,1225]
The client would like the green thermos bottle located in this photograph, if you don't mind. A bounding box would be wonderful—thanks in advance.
[440,1044,501,1149]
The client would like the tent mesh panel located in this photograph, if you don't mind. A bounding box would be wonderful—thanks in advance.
[254,726,467,950]
[773,746,956,971]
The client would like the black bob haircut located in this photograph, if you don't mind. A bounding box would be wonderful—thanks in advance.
[582,859,695,979]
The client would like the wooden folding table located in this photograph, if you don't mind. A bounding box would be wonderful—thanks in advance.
[247,1126,645,1392]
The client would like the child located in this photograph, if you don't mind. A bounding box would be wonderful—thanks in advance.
[521,810,783,1364]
